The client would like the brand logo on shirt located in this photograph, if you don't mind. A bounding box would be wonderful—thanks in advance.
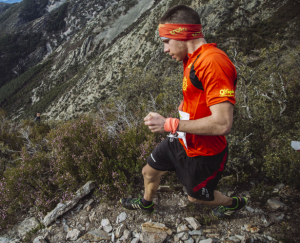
[182,77,188,91]
[170,27,187,35]
[220,89,234,97]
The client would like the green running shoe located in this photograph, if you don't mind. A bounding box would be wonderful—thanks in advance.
[120,198,155,214]
[212,197,247,219]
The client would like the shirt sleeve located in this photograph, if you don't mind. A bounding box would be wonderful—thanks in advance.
[198,53,237,107]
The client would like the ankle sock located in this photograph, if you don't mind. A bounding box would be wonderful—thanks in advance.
[228,197,239,208]
[141,198,153,207]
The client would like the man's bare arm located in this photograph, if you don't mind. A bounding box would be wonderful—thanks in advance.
[144,101,233,136]
[178,101,233,135]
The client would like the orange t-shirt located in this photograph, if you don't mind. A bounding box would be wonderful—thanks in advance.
[179,43,237,157]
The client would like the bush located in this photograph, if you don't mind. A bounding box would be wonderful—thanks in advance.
[225,44,300,187]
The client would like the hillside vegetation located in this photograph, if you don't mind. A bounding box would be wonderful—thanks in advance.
[0,45,299,237]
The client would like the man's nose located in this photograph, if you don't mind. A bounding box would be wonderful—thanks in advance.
[164,44,169,53]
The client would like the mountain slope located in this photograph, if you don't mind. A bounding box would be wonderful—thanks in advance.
[0,0,299,120]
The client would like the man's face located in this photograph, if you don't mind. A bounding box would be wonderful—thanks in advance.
[162,38,188,61]
[36,113,40,117]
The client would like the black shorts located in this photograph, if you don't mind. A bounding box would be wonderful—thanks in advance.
[147,138,228,201]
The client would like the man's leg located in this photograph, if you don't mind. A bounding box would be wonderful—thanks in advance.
[187,190,247,219]
[119,165,167,214]
[120,138,176,214]
[142,164,168,201]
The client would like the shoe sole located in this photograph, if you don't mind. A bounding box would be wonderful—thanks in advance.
[119,199,155,215]
[211,197,247,220]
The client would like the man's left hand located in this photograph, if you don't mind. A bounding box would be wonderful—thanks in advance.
[144,112,166,133]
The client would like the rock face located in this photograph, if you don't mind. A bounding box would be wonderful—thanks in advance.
[1,0,296,121]
[43,181,95,226]
[185,217,201,230]
[17,217,39,237]
[81,229,110,241]
[0,184,299,242]
[142,222,172,235]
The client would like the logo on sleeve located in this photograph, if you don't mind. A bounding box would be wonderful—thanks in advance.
[182,77,188,91]
[220,89,235,97]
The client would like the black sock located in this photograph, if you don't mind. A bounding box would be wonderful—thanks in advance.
[141,198,153,207]
[228,197,239,208]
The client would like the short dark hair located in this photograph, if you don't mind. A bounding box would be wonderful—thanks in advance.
[160,5,201,24]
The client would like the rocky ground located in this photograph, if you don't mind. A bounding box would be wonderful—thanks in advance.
[0,182,299,243]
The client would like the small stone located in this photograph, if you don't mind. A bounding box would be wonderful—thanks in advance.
[66,229,81,241]
[86,205,92,211]
[83,199,94,209]
[115,223,126,238]
[227,191,235,197]
[81,229,110,241]
[202,229,212,234]
[123,229,131,240]
[273,183,285,193]
[182,232,189,240]
[265,235,276,241]
[174,232,185,241]
[228,236,240,242]
[75,204,83,212]
[235,235,245,241]
[268,212,285,223]
[142,222,172,235]
[116,212,127,224]
[254,208,264,214]
[261,215,270,226]
[245,206,254,213]
[62,219,69,233]
[184,237,194,243]
[185,217,201,230]
[101,218,110,227]
[250,227,259,233]
[104,225,113,233]
[131,238,139,243]
[89,211,96,222]
[199,239,213,243]
[111,233,115,242]
[243,191,251,198]
[177,225,190,233]
[189,230,202,236]
[183,187,188,195]
[132,231,140,238]
[33,236,47,243]
[244,224,251,232]
[140,231,167,243]
[206,234,219,238]
[179,198,188,208]
[267,199,286,210]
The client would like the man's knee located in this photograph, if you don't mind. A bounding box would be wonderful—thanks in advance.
[142,164,165,181]
[188,195,199,203]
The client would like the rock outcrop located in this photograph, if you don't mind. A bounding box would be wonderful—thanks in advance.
[1,182,298,242]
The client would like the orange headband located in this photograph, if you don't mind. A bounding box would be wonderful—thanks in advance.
[158,24,204,41]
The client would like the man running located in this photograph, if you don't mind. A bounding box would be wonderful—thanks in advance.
[120,5,246,219]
